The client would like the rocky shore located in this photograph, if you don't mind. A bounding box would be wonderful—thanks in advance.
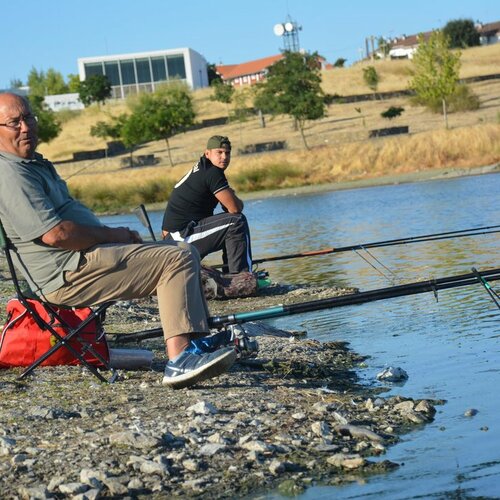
[0,257,443,498]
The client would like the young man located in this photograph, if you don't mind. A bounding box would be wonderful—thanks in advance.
[162,135,252,273]
[0,93,236,389]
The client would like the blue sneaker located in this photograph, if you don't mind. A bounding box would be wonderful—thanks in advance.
[186,329,232,355]
[186,326,259,358]
[162,347,236,389]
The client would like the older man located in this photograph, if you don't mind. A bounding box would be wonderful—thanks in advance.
[0,93,236,388]
[162,135,252,273]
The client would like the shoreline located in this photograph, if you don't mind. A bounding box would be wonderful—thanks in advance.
[141,162,500,215]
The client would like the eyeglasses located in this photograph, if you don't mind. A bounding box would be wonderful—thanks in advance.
[0,114,38,130]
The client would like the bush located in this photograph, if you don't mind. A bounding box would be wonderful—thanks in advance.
[411,84,479,114]
[231,163,303,192]
[447,84,480,112]
[381,106,405,120]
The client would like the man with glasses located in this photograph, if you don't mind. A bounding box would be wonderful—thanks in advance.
[161,135,252,274]
[0,93,236,388]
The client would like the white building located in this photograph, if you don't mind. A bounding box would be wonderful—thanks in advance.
[44,93,84,111]
[77,47,208,99]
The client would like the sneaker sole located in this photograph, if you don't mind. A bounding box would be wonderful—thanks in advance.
[162,349,237,389]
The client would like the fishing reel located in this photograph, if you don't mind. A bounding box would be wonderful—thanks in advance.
[228,324,259,359]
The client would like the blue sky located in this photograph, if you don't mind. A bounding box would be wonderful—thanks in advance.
[2,0,497,89]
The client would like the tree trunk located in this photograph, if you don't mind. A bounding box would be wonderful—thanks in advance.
[299,123,310,150]
[165,137,174,167]
[442,98,449,129]
[258,109,266,128]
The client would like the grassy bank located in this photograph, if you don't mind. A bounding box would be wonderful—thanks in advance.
[38,44,500,213]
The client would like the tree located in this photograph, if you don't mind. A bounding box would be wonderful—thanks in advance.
[409,31,461,127]
[377,37,391,58]
[67,73,81,93]
[9,78,23,89]
[78,75,112,107]
[127,83,196,166]
[44,69,69,95]
[210,79,235,117]
[253,51,326,149]
[90,114,127,141]
[362,66,379,96]
[333,58,347,68]
[120,113,148,167]
[443,19,480,48]
[207,63,221,85]
[27,68,46,98]
[27,95,61,143]
[27,67,68,97]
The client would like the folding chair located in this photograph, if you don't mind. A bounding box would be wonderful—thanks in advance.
[0,220,117,383]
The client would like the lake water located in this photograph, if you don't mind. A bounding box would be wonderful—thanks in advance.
[100,172,500,499]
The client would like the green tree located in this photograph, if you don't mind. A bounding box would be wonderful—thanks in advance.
[9,78,23,89]
[44,69,69,95]
[67,73,81,93]
[90,114,128,141]
[207,63,221,85]
[409,31,461,127]
[377,37,391,58]
[128,83,196,166]
[362,66,379,96]
[27,68,46,97]
[210,79,235,117]
[333,58,347,68]
[120,113,148,167]
[443,19,480,48]
[27,67,69,96]
[78,75,112,107]
[253,51,326,149]
[27,95,61,143]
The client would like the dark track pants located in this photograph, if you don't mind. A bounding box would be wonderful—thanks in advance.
[170,213,252,273]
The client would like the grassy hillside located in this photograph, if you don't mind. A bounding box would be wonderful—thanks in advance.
[37,43,500,212]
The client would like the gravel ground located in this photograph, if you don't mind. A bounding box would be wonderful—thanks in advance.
[0,255,443,499]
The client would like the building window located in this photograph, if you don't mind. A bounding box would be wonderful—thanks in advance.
[104,62,120,85]
[167,55,186,79]
[84,62,104,78]
[120,60,136,85]
[136,58,152,83]
[151,57,167,81]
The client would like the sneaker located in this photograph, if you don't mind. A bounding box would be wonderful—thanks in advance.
[186,326,259,358]
[162,347,236,389]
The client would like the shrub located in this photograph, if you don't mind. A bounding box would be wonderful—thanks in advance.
[231,163,303,192]
[381,106,405,120]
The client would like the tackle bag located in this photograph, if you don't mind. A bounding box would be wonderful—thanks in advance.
[201,266,259,300]
[0,299,109,369]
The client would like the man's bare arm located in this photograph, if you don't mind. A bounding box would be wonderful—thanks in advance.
[215,188,244,213]
[40,220,142,250]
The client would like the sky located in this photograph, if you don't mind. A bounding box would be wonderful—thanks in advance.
[2,0,498,89]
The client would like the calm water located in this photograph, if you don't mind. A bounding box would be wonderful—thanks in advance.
[100,173,500,499]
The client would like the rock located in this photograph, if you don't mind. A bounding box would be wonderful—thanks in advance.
[241,440,272,453]
[464,408,478,417]
[187,401,218,415]
[108,430,161,450]
[377,366,408,382]
[335,424,384,443]
[58,482,89,495]
[269,459,286,475]
[18,485,50,500]
[199,443,227,456]
[311,421,331,438]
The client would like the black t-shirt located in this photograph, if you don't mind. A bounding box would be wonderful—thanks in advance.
[162,156,229,232]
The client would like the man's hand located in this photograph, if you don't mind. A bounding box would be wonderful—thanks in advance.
[41,221,143,250]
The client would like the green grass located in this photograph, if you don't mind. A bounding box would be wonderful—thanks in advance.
[231,162,304,192]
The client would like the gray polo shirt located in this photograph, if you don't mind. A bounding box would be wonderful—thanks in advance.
[0,151,103,295]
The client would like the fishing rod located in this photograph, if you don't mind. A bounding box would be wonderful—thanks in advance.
[251,224,500,265]
[134,204,157,241]
[112,267,500,343]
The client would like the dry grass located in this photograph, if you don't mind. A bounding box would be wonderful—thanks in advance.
[38,43,500,212]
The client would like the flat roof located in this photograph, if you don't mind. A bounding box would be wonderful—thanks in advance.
[78,47,196,64]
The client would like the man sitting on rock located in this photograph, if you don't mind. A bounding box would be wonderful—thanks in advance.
[161,135,252,274]
[0,93,236,389]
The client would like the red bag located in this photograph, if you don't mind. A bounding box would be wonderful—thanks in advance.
[0,299,109,369]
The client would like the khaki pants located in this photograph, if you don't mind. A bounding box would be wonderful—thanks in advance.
[44,241,209,341]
